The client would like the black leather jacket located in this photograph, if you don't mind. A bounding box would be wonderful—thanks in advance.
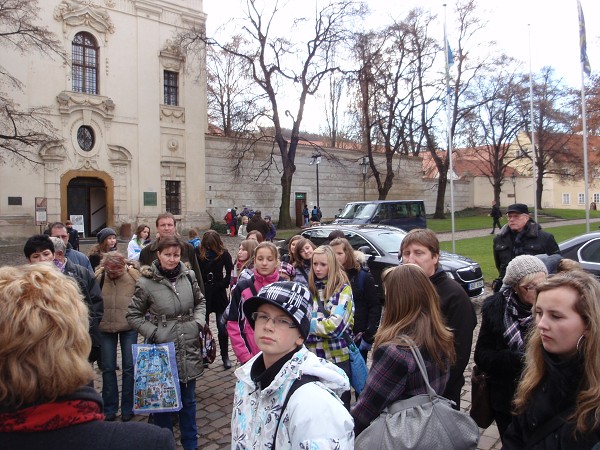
[493,221,559,280]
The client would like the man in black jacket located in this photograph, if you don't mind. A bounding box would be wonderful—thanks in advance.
[492,203,559,291]
[24,235,104,373]
[139,212,204,295]
[400,228,477,410]
[245,210,270,240]
[490,200,502,234]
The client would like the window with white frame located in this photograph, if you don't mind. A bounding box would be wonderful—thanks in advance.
[562,193,570,205]
[594,193,600,203]
[578,193,585,205]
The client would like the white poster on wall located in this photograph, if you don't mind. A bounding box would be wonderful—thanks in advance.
[70,215,85,236]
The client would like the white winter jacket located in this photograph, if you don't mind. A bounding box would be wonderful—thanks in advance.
[231,346,354,449]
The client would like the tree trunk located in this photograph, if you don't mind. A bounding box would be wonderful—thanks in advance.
[434,175,447,219]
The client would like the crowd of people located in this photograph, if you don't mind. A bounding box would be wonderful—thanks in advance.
[2,203,600,449]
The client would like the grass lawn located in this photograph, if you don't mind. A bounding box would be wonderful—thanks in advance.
[440,223,593,282]
[428,208,600,233]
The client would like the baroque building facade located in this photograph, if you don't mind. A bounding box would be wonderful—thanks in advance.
[0,0,208,240]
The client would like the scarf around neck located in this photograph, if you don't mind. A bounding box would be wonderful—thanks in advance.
[156,261,182,282]
[0,386,104,432]
[502,288,533,352]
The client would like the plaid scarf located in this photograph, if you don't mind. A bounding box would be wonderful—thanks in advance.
[502,289,533,352]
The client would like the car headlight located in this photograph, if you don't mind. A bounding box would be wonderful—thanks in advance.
[446,271,455,279]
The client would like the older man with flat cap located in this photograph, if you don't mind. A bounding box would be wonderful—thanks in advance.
[492,203,559,291]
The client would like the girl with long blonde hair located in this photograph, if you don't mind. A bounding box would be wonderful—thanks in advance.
[504,271,600,448]
[351,264,455,436]
[306,245,353,408]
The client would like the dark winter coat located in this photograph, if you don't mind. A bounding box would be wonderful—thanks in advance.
[474,291,526,416]
[198,250,233,315]
[347,267,380,344]
[491,204,502,219]
[493,220,559,280]
[63,259,104,348]
[127,261,205,382]
[0,386,176,450]
[503,352,600,449]
[430,270,477,407]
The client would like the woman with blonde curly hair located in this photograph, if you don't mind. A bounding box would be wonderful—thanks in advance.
[503,270,600,449]
[0,264,175,449]
[352,264,455,436]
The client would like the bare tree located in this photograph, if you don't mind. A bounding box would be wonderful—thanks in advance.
[206,36,268,137]
[519,66,578,207]
[424,0,494,218]
[181,0,366,227]
[0,0,65,164]
[465,59,528,204]
[350,9,437,200]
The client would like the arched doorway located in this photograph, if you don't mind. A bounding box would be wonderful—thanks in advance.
[61,171,114,237]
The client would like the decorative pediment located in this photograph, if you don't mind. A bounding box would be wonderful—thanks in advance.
[57,91,115,120]
[54,1,115,40]
[39,141,67,162]
[108,145,132,165]
[160,39,185,71]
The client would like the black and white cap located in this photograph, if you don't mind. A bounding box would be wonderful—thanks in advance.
[243,281,313,339]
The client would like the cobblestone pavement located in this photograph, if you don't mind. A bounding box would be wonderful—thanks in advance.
[15,220,597,449]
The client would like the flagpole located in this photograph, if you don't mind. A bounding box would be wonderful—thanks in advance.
[581,67,590,233]
[528,24,538,223]
[578,0,591,232]
[444,3,456,253]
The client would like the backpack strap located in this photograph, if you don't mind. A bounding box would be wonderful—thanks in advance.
[272,375,319,450]
[523,408,573,449]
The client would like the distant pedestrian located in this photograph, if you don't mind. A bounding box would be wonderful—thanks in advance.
[490,200,502,234]
[65,220,80,251]
[302,205,309,226]
[264,215,276,242]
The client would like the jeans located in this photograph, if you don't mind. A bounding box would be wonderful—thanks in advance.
[100,329,137,416]
[153,380,198,450]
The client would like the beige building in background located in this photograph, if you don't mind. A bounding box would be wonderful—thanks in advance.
[0,0,208,240]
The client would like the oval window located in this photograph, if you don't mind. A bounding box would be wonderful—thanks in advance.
[77,125,95,151]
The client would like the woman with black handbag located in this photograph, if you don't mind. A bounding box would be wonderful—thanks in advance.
[351,264,455,437]
[474,255,547,439]
[197,230,234,369]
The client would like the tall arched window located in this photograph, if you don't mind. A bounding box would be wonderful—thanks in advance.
[72,32,98,94]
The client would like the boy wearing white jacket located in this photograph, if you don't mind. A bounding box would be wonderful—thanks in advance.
[231,281,354,449]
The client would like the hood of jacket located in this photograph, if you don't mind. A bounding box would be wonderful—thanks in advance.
[235,346,349,398]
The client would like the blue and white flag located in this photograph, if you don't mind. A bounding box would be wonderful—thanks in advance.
[446,40,454,68]
[577,0,591,76]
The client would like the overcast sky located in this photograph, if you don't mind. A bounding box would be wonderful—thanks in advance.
[203,0,599,132]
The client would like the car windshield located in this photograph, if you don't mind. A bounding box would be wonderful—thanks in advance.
[338,203,378,220]
[365,230,405,254]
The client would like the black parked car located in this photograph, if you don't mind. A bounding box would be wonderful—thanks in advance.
[297,225,484,300]
[559,232,600,276]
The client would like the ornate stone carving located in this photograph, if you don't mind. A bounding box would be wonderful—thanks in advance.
[160,105,185,123]
[167,139,179,152]
[108,145,132,165]
[159,39,185,71]
[57,91,115,119]
[54,0,115,39]
[39,141,67,163]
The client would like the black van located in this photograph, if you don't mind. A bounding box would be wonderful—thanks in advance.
[332,200,426,231]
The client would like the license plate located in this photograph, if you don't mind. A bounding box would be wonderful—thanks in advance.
[468,280,484,290]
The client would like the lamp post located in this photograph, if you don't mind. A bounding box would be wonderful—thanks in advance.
[511,172,517,203]
[359,157,368,201]
[309,151,322,207]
